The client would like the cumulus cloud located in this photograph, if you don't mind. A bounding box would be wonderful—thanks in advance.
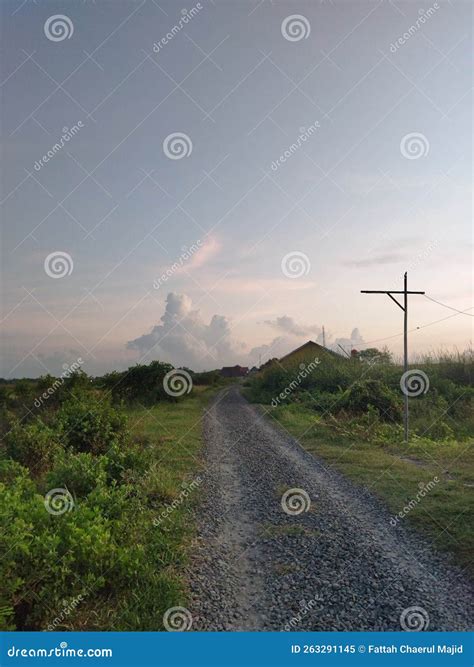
[127,298,367,370]
[264,316,321,338]
[248,336,297,366]
[127,293,241,370]
[332,327,366,355]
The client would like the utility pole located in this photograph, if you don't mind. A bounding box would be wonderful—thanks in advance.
[322,325,326,348]
[361,272,424,442]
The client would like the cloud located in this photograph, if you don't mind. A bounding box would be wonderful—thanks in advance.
[127,292,241,370]
[332,327,366,355]
[264,316,321,338]
[186,236,221,270]
[248,336,299,366]
[127,298,367,371]
[248,316,323,366]
[343,253,405,268]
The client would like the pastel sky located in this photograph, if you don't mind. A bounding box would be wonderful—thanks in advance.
[1,0,472,376]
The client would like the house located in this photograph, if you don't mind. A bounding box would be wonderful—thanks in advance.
[278,340,343,366]
[221,365,249,378]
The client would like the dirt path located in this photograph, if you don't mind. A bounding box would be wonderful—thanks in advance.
[188,387,473,631]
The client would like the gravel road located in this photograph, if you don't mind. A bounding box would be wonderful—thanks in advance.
[188,387,473,631]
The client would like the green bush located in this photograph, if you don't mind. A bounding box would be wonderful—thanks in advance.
[103,440,151,485]
[191,370,221,386]
[0,458,122,630]
[59,393,127,455]
[46,452,107,498]
[5,418,63,476]
[0,380,198,631]
[100,361,174,405]
[340,379,402,422]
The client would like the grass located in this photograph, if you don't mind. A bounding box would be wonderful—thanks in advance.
[268,403,474,577]
[120,386,217,625]
[127,386,213,496]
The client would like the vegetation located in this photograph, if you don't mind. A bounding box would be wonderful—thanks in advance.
[246,348,473,575]
[0,362,219,630]
[1,347,472,629]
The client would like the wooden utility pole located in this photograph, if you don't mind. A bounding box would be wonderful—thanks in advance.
[361,272,424,442]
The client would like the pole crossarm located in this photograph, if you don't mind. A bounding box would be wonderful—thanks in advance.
[360,290,425,294]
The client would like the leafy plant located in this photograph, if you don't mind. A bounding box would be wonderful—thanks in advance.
[58,392,127,455]
[5,418,63,476]
[339,379,401,422]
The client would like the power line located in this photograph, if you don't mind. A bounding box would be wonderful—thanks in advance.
[361,307,473,347]
[424,294,474,316]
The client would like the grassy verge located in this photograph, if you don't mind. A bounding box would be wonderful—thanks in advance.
[268,403,474,577]
[126,385,213,506]
[110,386,217,629]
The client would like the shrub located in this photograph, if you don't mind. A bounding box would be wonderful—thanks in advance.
[103,441,151,485]
[191,370,221,386]
[100,361,174,405]
[4,418,63,476]
[0,459,121,630]
[340,379,402,422]
[46,452,107,498]
[58,393,127,455]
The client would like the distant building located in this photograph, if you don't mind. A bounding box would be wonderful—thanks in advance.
[279,340,342,366]
[221,365,249,378]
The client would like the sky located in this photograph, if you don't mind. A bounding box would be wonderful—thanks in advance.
[1,0,472,377]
